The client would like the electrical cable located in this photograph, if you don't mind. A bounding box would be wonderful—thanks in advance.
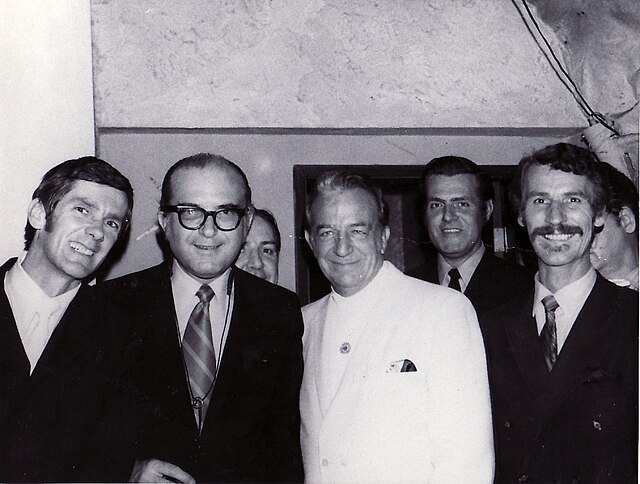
[512,0,621,136]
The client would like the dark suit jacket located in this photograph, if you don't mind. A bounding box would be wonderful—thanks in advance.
[0,258,140,482]
[481,275,638,483]
[407,249,533,318]
[101,262,304,483]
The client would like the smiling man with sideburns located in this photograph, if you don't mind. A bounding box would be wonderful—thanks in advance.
[481,143,638,483]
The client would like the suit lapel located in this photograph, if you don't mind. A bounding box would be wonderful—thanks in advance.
[0,261,30,377]
[29,285,95,384]
[532,277,619,421]
[148,266,199,433]
[503,290,550,397]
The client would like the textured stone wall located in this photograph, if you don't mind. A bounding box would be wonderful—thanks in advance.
[91,0,588,128]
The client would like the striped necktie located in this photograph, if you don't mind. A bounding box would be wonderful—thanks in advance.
[182,285,216,431]
[540,295,560,372]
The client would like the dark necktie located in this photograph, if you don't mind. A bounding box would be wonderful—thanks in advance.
[448,268,462,292]
[182,285,216,431]
[540,295,560,372]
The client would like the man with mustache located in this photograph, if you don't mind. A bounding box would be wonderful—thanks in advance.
[481,143,638,483]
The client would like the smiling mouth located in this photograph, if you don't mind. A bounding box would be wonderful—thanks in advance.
[70,242,95,256]
[542,233,577,241]
[194,243,221,251]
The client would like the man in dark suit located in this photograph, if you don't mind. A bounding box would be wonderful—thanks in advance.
[482,143,638,483]
[408,156,531,316]
[0,156,136,481]
[103,153,304,483]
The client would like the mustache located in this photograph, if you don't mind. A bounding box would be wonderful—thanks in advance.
[531,224,584,237]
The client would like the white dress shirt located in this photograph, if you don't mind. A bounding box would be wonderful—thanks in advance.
[438,242,486,293]
[533,268,597,352]
[4,253,80,373]
[170,260,234,362]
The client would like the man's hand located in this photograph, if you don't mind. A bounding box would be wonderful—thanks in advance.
[129,458,196,483]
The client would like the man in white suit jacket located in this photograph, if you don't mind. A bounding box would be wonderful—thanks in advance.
[301,171,494,484]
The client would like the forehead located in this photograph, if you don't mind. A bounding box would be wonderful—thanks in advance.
[169,165,247,206]
[58,179,128,213]
[310,188,379,226]
[426,174,481,199]
[523,164,595,198]
[248,216,277,242]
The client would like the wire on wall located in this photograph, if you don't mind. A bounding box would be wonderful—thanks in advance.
[512,0,621,137]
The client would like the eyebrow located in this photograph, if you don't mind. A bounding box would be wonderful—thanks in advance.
[70,196,125,221]
[527,190,590,198]
[428,196,471,202]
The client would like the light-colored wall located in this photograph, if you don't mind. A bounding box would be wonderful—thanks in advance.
[97,129,580,291]
[0,0,95,262]
[91,0,585,128]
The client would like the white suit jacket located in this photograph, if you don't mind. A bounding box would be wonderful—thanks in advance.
[300,262,494,484]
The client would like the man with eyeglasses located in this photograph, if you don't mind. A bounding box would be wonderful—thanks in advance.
[102,153,304,483]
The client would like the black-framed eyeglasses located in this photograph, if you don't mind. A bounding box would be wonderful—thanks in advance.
[162,204,247,231]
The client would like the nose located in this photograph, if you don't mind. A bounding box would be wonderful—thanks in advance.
[199,213,217,237]
[442,204,457,222]
[85,221,105,241]
[334,233,353,257]
[247,249,263,270]
[546,200,566,225]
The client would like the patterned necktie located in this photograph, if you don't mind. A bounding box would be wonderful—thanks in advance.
[540,295,560,372]
[182,285,216,431]
[448,268,462,292]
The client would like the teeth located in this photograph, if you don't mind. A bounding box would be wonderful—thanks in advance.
[195,245,216,250]
[70,242,95,256]
[544,234,574,241]
[443,228,461,233]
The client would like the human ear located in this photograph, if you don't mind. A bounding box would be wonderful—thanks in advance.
[304,230,315,251]
[27,199,47,230]
[157,210,168,232]
[380,225,390,254]
[618,206,636,234]
[484,200,494,223]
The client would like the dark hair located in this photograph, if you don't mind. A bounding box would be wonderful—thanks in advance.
[160,153,252,207]
[24,156,134,249]
[597,162,638,233]
[305,171,388,228]
[253,208,281,253]
[510,143,609,217]
[421,156,494,203]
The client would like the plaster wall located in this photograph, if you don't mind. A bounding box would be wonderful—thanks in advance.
[91,0,586,128]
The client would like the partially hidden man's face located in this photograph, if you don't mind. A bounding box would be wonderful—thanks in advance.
[519,164,605,273]
[589,210,633,273]
[28,179,129,283]
[424,174,492,265]
[305,188,390,297]
[236,215,280,284]
[159,165,251,284]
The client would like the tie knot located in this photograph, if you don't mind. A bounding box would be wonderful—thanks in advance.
[196,285,215,304]
[542,294,559,313]
[448,268,461,282]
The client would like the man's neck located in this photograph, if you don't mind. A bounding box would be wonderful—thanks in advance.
[600,244,638,281]
[538,258,593,294]
[441,241,484,269]
[22,250,80,297]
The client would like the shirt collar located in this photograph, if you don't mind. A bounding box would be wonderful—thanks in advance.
[5,252,80,325]
[437,242,485,286]
[533,267,597,318]
[171,259,232,317]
